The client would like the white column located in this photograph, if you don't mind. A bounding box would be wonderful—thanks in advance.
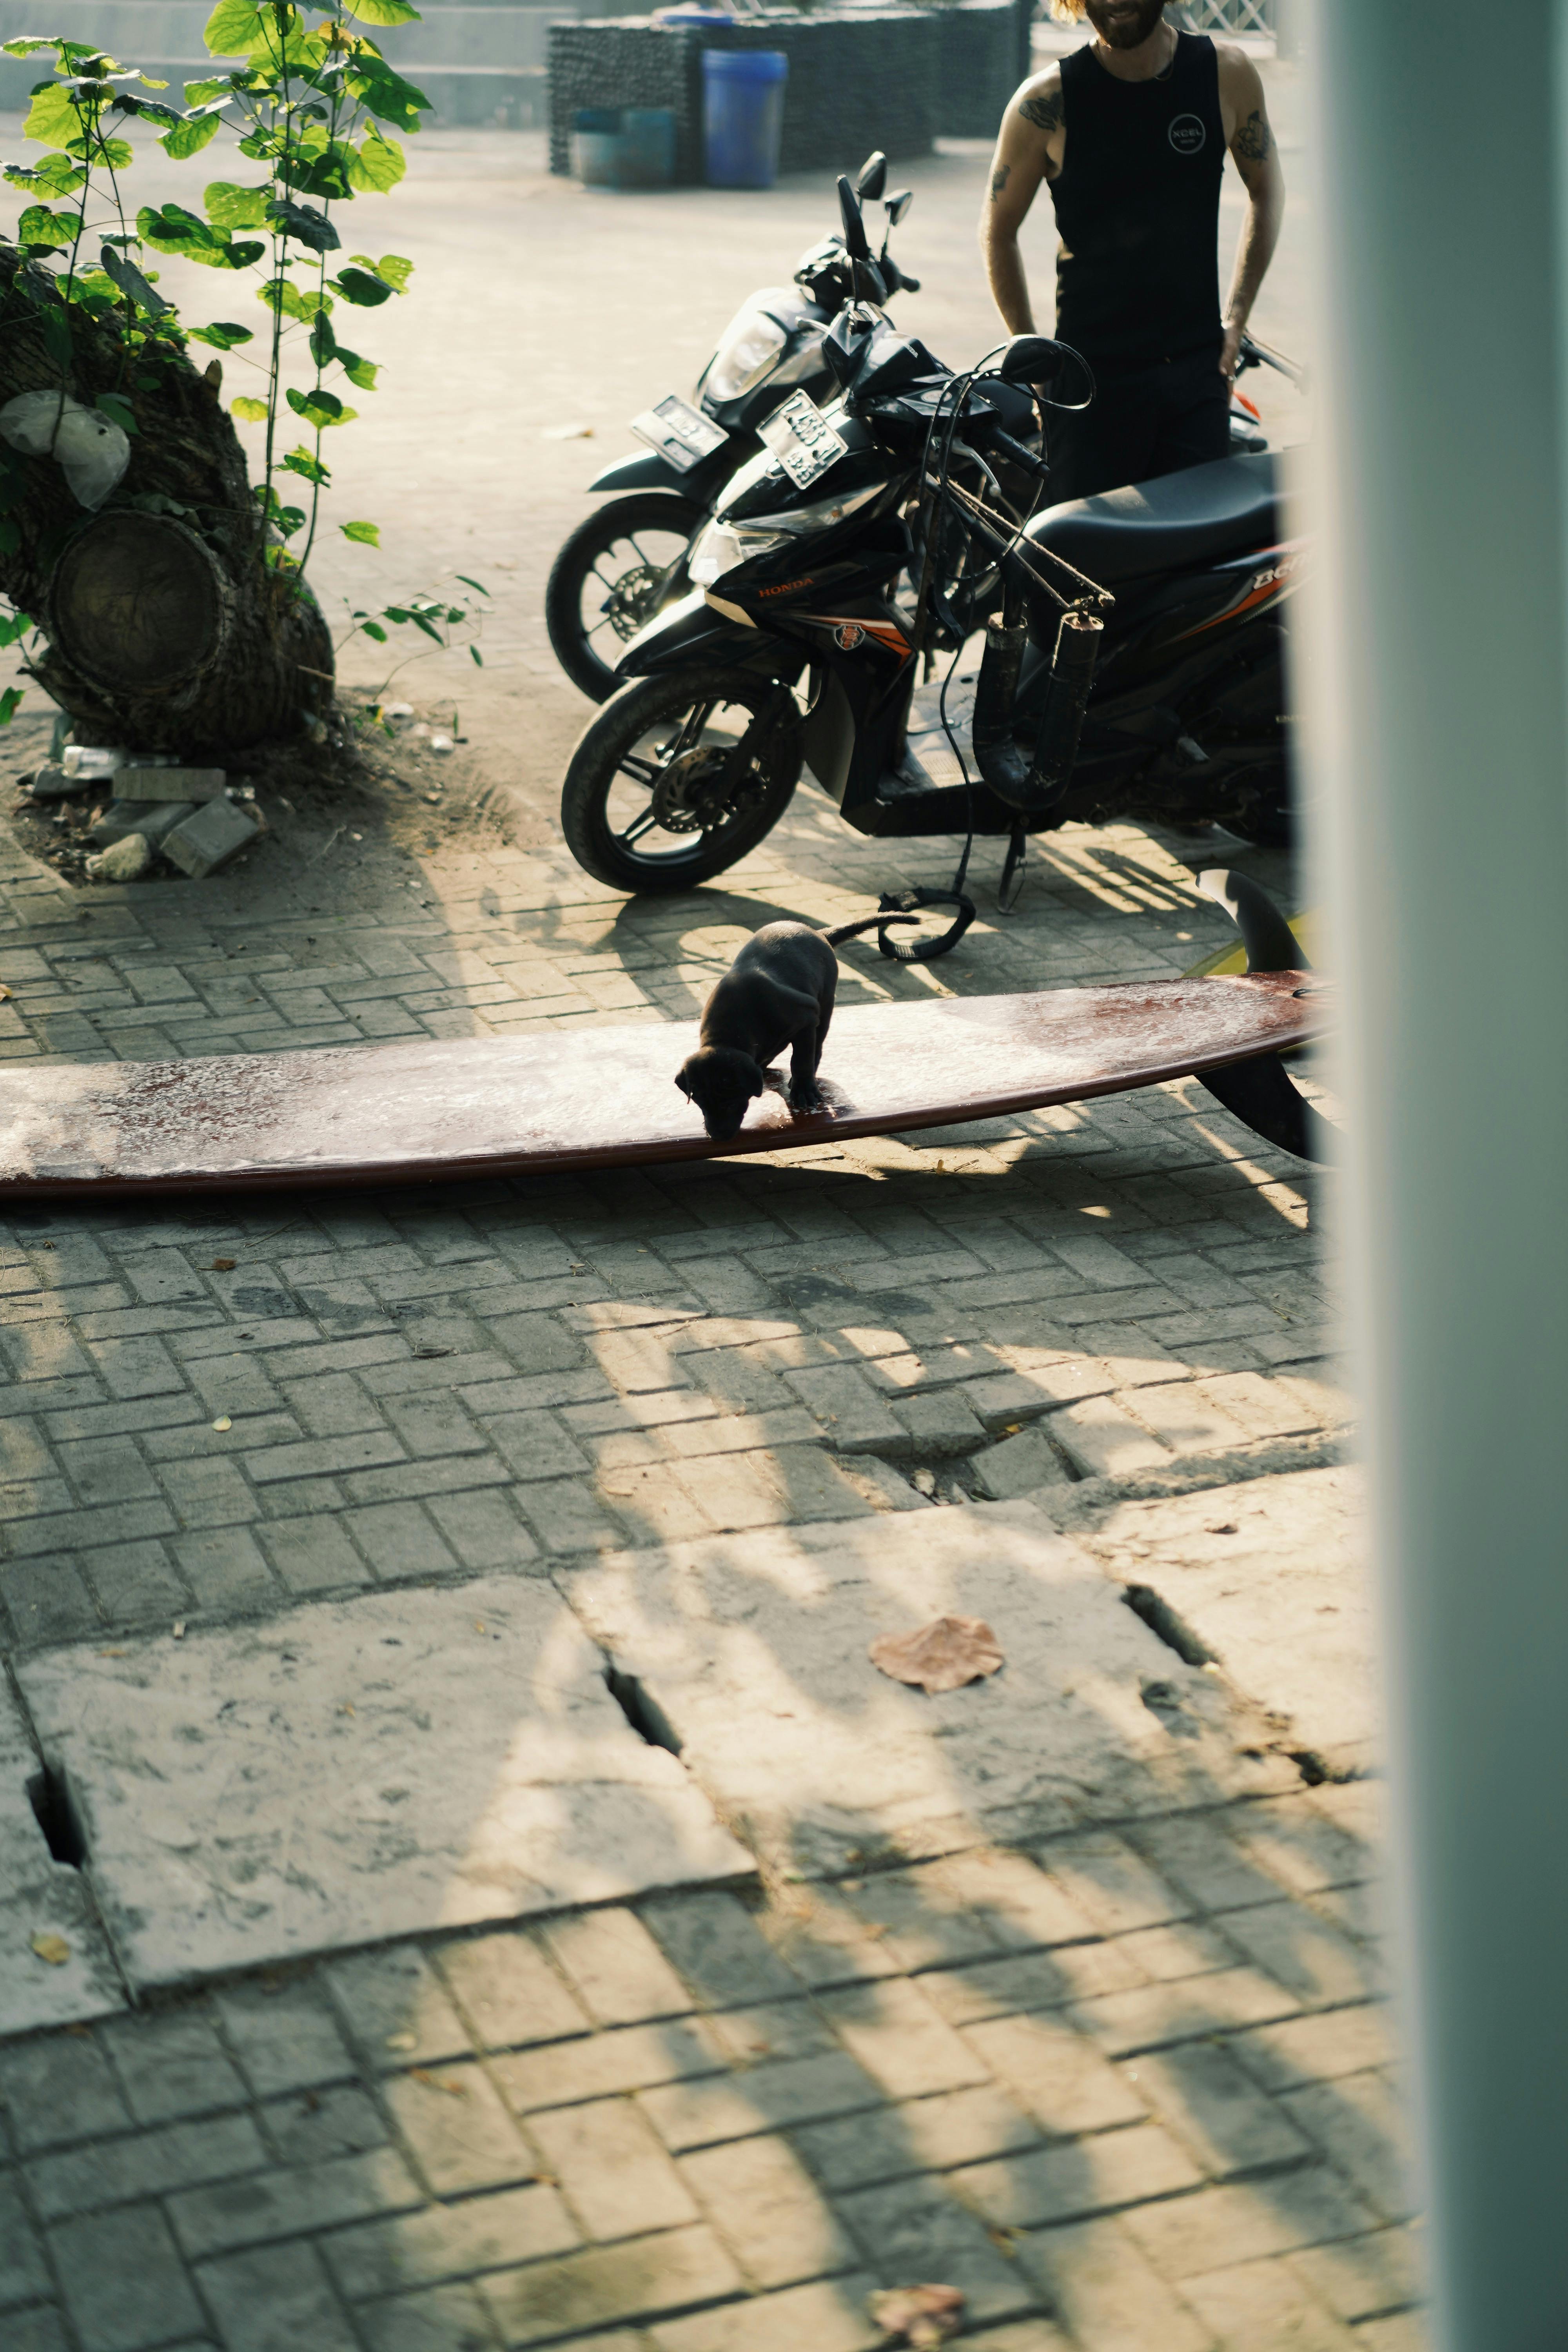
[1300,7,1568,2347]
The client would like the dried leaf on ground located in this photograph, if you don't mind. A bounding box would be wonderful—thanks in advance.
[30,1933,70,1966]
[211,1256,236,1270]
[869,1615,1004,1693]
[871,2283,966,2346]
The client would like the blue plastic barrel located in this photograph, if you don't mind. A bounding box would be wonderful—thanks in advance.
[702,49,788,190]
[621,107,677,188]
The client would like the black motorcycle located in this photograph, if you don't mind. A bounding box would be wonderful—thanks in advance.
[544,152,917,703]
[559,177,1305,930]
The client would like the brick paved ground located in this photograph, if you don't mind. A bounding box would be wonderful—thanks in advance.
[0,62,1427,2352]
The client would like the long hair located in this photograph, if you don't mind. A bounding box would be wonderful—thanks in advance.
[1050,1,1172,18]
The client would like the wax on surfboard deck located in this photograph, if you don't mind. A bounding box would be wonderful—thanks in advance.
[0,973,1325,1198]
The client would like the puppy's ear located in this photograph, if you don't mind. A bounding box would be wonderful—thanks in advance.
[675,1078,691,1100]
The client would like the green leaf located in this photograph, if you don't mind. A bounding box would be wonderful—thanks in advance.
[338,350,377,390]
[345,126,405,192]
[17,204,75,252]
[285,383,355,429]
[184,76,228,100]
[282,444,329,484]
[279,139,354,203]
[204,178,271,227]
[343,0,421,22]
[72,133,134,169]
[267,196,339,251]
[138,200,219,252]
[309,309,336,366]
[230,393,269,421]
[94,391,139,436]
[0,607,33,648]
[98,244,170,316]
[341,518,379,544]
[0,523,20,559]
[187,318,253,348]
[40,306,71,367]
[0,685,24,724]
[6,152,87,196]
[161,107,223,158]
[354,249,412,292]
[203,0,269,55]
[3,36,66,53]
[359,618,387,642]
[454,575,490,596]
[329,264,391,307]
[23,82,83,148]
[344,54,430,134]
[469,644,483,665]
[260,276,328,321]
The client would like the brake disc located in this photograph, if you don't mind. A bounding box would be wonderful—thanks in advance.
[599,561,662,642]
[649,738,766,834]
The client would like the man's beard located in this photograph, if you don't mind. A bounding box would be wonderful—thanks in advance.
[1083,0,1167,48]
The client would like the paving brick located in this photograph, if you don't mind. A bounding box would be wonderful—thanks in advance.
[962,2012,1151,2138]
[835,2174,1039,2326]
[494,2018,728,2115]
[650,2273,884,2352]
[0,2034,132,2152]
[53,2203,207,2350]
[1,2301,71,2352]
[815,1978,992,2103]
[102,2010,248,2127]
[1067,1967,1301,2058]
[196,2237,359,2351]
[56,1434,159,1508]
[531,2096,699,2241]
[1035,1836,1191,1936]
[1180,2256,1358,2348]
[383,2061,538,2195]
[1048,1395,1171,1479]
[424,1486,539,1569]
[641,1893,804,2011]
[1280,2074,1414,2222]
[322,2179,579,2297]
[1130,1815,1289,1916]
[1286,2223,1426,2323]
[1228,2007,1396,2098]
[512,1477,624,1554]
[478,2223,744,2344]
[540,1909,695,2027]
[343,1501,459,1579]
[952,2118,1202,2230]
[85,1335,188,1399]
[278,1372,387,1439]
[84,1537,187,1624]
[639,2053,885,2152]
[327,1948,470,2070]
[680,2131,855,2287]
[0,2168,50,2307]
[28,2108,267,2221]
[1017,2214,1213,2352]
[781,1366,904,1453]
[356,2280,497,2352]
[258,1514,372,1593]
[170,2145,424,2258]
[1119,2171,1380,2280]
[1216,1902,1377,2008]
[170,1526,277,1608]
[1123,2043,1314,2178]
[969,1424,1073,1499]
[158,1454,260,1529]
[264,2083,390,2166]
[434,1930,589,2049]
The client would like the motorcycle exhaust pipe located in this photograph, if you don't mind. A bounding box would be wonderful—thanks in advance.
[973,608,1103,815]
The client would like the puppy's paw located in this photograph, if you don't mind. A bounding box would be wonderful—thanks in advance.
[786,1085,824,1117]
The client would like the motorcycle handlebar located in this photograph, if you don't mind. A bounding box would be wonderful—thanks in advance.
[989,427,1049,480]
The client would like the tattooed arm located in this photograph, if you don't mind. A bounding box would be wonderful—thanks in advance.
[979,67,1065,337]
[1216,46,1285,377]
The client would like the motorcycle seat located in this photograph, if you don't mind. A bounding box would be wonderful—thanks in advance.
[1025,452,1278,588]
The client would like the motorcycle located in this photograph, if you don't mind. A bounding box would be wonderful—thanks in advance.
[544,151,918,703]
[557,172,1306,933]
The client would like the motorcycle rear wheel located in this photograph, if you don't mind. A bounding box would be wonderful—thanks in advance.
[545,493,702,703]
[561,668,801,894]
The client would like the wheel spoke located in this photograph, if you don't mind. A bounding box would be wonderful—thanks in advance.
[618,806,663,846]
[618,753,659,784]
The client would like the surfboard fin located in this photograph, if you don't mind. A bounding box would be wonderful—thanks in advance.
[1194,869,1331,1163]
[1196,868,1309,974]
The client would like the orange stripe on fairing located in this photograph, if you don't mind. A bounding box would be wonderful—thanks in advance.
[809,615,913,656]
[1172,578,1285,641]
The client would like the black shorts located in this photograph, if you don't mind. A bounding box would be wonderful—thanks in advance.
[1045,345,1231,505]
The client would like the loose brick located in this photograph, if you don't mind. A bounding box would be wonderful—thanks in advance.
[1048,1395,1171,1479]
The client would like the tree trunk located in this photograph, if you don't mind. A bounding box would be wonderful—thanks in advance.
[0,246,334,759]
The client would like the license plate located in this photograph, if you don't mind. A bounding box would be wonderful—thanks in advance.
[758,390,848,490]
[630,394,728,473]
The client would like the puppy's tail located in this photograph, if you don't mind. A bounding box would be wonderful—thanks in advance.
[821,914,921,946]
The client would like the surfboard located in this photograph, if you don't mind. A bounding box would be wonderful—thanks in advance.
[0,973,1325,1198]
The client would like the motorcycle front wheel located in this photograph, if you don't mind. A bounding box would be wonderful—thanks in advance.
[561,668,801,894]
[545,493,702,703]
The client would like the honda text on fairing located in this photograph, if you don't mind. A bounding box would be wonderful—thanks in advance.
[544,152,922,702]
[557,173,1307,927]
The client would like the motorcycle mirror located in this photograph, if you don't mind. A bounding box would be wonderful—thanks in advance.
[997,334,1096,407]
[837,174,872,264]
[855,150,887,201]
[885,189,913,226]
[998,334,1063,385]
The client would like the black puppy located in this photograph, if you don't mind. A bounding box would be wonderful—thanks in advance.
[676,916,914,1140]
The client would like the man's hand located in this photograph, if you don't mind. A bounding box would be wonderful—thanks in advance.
[1220,318,1245,381]
[1216,47,1284,384]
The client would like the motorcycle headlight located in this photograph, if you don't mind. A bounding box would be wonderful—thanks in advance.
[702,297,791,404]
[689,479,887,586]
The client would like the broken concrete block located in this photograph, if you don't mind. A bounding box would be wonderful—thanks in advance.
[969,1424,1074,1501]
[162,794,261,877]
[91,799,194,849]
[114,766,225,803]
[28,762,90,800]
[85,830,151,882]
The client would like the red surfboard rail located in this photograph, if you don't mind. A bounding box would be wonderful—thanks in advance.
[0,973,1327,1198]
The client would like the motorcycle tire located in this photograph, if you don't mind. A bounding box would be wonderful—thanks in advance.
[561,667,801,895]
[545,493,702,704]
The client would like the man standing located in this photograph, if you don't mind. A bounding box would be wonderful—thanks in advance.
[980,0,1285,501]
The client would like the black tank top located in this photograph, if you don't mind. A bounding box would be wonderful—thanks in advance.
[1048,32,1225,371]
